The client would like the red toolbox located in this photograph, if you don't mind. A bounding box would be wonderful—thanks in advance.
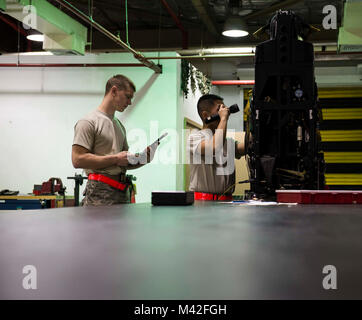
[276,190,362,204]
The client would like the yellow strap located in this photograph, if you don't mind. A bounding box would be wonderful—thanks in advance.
[318,88,362,98]
[325,173,362,185]
[324,152,362,163]
[320,130,362,141]
[322,108,362,120]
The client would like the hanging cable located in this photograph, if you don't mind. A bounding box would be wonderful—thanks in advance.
[218,183,236,200]
[200,24,204,51]
[88,0,93,53]
[217,179,250,200]
[53,0,161,73]
[17,21,20,66]
[157,0,162,66]
[125,0,130,46]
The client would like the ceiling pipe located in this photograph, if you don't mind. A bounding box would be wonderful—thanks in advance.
[143,51,361,61]
[160,0,188,49]
[212,80,255,85]
[146,53,253,59]
[88,41,338,54]
[178,48,254,55]
[176,43,336,55]
[0,63,144,67]
[0,13,31,52]
[53,0,162,73]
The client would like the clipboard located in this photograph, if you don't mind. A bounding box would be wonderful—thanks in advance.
[148,132,168,149]
[127,132,168,164]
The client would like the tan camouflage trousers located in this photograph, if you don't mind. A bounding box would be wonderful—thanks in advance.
[82,180,130,206]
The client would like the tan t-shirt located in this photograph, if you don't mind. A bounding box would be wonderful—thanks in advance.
[187,129,242,194]
[73,110,129,176]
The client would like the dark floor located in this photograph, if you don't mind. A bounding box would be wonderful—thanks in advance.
[1,201,362,299]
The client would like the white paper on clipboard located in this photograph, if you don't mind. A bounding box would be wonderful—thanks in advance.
[149,132,168,150]
[127,132,168,165]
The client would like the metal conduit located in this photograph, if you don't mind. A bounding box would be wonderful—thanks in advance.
[0,63,145,68]
[145,54,254,59]
[212,80,255,85]
[53,0,162,73]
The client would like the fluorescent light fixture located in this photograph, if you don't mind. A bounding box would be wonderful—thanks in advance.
[27,34,44,42]
[222,16,249,38]
[222,30,249,37]
[26,30,44,42]
[211,47,255,54]
[20,51,53,56]
[2,51,53,56]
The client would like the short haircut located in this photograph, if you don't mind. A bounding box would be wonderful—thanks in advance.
[197,94,224,120]
[105,74,136,96]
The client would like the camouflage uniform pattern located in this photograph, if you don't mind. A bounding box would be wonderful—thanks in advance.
[82,180,130,206]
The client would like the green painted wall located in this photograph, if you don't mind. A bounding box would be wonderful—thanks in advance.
[0,51,182,203]
[117,52,182,202]
[0,0,6,10]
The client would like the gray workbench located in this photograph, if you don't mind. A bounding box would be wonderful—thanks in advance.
[1,201,362,299]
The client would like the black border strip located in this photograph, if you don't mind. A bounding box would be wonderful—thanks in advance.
[320,141,362,152]
[320,120,362,130]
[320,98,362,108]
[326,163,362,173]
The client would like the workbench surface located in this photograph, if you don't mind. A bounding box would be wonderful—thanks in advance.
[1,201,362,299]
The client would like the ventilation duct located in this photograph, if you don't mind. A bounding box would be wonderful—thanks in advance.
[338,1,362,53]
[1,0,87,55]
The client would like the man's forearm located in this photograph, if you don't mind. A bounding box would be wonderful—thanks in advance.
[74,153,117,170]
[202,118,228,154]
[126,163,145,170]
[212,118,228,151]
[237,140,245,156]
